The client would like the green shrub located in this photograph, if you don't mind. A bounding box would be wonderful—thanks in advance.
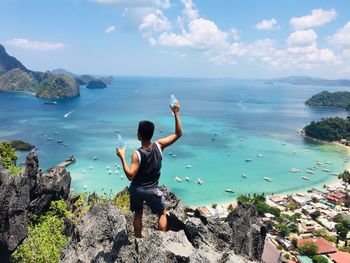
[0,141,17,169]
[12,201,70,263]
[312,255,328,263]
[112,192,130,212]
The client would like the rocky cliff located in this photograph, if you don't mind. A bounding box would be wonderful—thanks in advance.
[0,151,71,262]
[0,151,266,263]
[0,44,80,98]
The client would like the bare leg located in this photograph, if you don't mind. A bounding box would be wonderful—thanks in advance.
[158,209,167,232]
[134,209,143,238]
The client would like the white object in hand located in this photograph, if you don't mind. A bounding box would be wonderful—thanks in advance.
[169,94,178,107]
[115,132,125,149]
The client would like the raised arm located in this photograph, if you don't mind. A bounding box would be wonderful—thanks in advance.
[116,148,140,181]
[157,102,182,150]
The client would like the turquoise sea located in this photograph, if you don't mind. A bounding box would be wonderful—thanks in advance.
[1,77,349,206]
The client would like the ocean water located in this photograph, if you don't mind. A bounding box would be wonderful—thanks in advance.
[0,77,349,206]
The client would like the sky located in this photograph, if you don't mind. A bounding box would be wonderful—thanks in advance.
[1,0,350,78]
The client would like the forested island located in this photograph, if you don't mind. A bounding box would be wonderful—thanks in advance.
[0,44,80,98]
[304,117,350,143]
[305,91,350,109]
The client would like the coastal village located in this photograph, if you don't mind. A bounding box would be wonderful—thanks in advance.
[193,168,350,263]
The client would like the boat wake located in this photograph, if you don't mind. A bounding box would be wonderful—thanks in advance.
[64,110,74,118]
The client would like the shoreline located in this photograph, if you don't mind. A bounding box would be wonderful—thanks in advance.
[202,134,350,210]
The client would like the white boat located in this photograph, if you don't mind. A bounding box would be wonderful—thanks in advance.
[306,170,314,174]
[322,169,330,173]
[225,188,234,193]
[185,177,190,182]
[83,184,87,189]
[239,138,244,141]
[172,154,177,157]
[331,172,339,176]
[257,154,264,158]
[289,168,300,173]
[120,175,124,179]
[47,137,53,141]
[186,165,192,169]
[106,166,110,170]
[115,170,119,175]
[89,165,94,170]
[82,169,86,173]
[326,161,332,165]
[227,152,231,156]
[245,159,252,162]
[175,176,182,182]
[108,170,112,175]
[117,165,121,169]
[196,178,203,185]
[264,177,272,182]
[302,176,310,181]
[241,173,247,178]
[92,156,99,161]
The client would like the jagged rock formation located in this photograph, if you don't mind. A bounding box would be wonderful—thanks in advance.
[0,151,71,262]
[87,80,107,89]
[60,186,265,263]
[1,151,266,262]
[0,44,80,98]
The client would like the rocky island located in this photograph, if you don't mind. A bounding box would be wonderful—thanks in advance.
[86,80,107,89]
[0,44,80,99]
[0,150,266,263]
[52,69,114,86]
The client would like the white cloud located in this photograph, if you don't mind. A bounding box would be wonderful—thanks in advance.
[329,21,350,47]
[287,29,317,46]
[230,27,240,41]
[5,38,65,51]
[255,18,279,30]
[105,25,116,33]
[290,9,337,30]
[182,0,198,21]
[139,9,171,32]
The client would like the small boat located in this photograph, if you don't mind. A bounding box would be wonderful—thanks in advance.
[245,159,252,162]
[186,165,192,169]
[53,131,59,135]
[117,165,121,169]
[227,152,231,156]
[92,156,99,161]
[302,176,310,181]
[241,173,247,178]
[115,170,119,175]
[89,165,94,170]
[289,168,300,173]
[83,184,87,189]
[322,169,330,173]
[326,161,332,165]
[225,188,234,193]
[331,172,339,176]
[47,137,53,141]
[185,177,190,182]
[306,170,314,174]
[44,101,57,105]
[82,169,86,173]
[172,154,177,158]
[120,175,124,179]
[57,140,64,144]
[168,152,173,155]
[239,138,244,141]
[264,177,272,182]
[108,170,112,175]
[115,130,120,133]
[257,154,264,158]
[175,176,182,182]
[106,166,111,170]
[196,178,203,185]
[64,144,69,147]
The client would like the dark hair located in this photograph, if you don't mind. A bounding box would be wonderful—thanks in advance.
[138,120,155,141]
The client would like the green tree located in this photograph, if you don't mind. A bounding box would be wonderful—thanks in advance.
[338,170,350,184]
[0,141,17,169]
[312,255,328,263]
[276,224,290,237]
[310,210,321,220]
[298,242,318,257]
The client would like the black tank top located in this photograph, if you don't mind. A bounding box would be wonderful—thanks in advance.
[131,142,162,188]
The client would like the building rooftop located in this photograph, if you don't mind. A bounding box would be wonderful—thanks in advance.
[297,237,337,255]
[329,251,350,263]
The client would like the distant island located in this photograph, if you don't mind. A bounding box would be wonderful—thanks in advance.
[86,80,106,89]
[272,76,350,87]
[305,91,350,110]
[0,44,80,98]
[51,69,113,86]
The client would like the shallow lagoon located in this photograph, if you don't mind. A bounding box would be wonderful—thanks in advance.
[1,77,349,205]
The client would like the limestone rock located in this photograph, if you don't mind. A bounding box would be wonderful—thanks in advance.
[59,203,128,263]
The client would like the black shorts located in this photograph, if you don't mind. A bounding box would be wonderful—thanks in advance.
[129,185,165,214]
